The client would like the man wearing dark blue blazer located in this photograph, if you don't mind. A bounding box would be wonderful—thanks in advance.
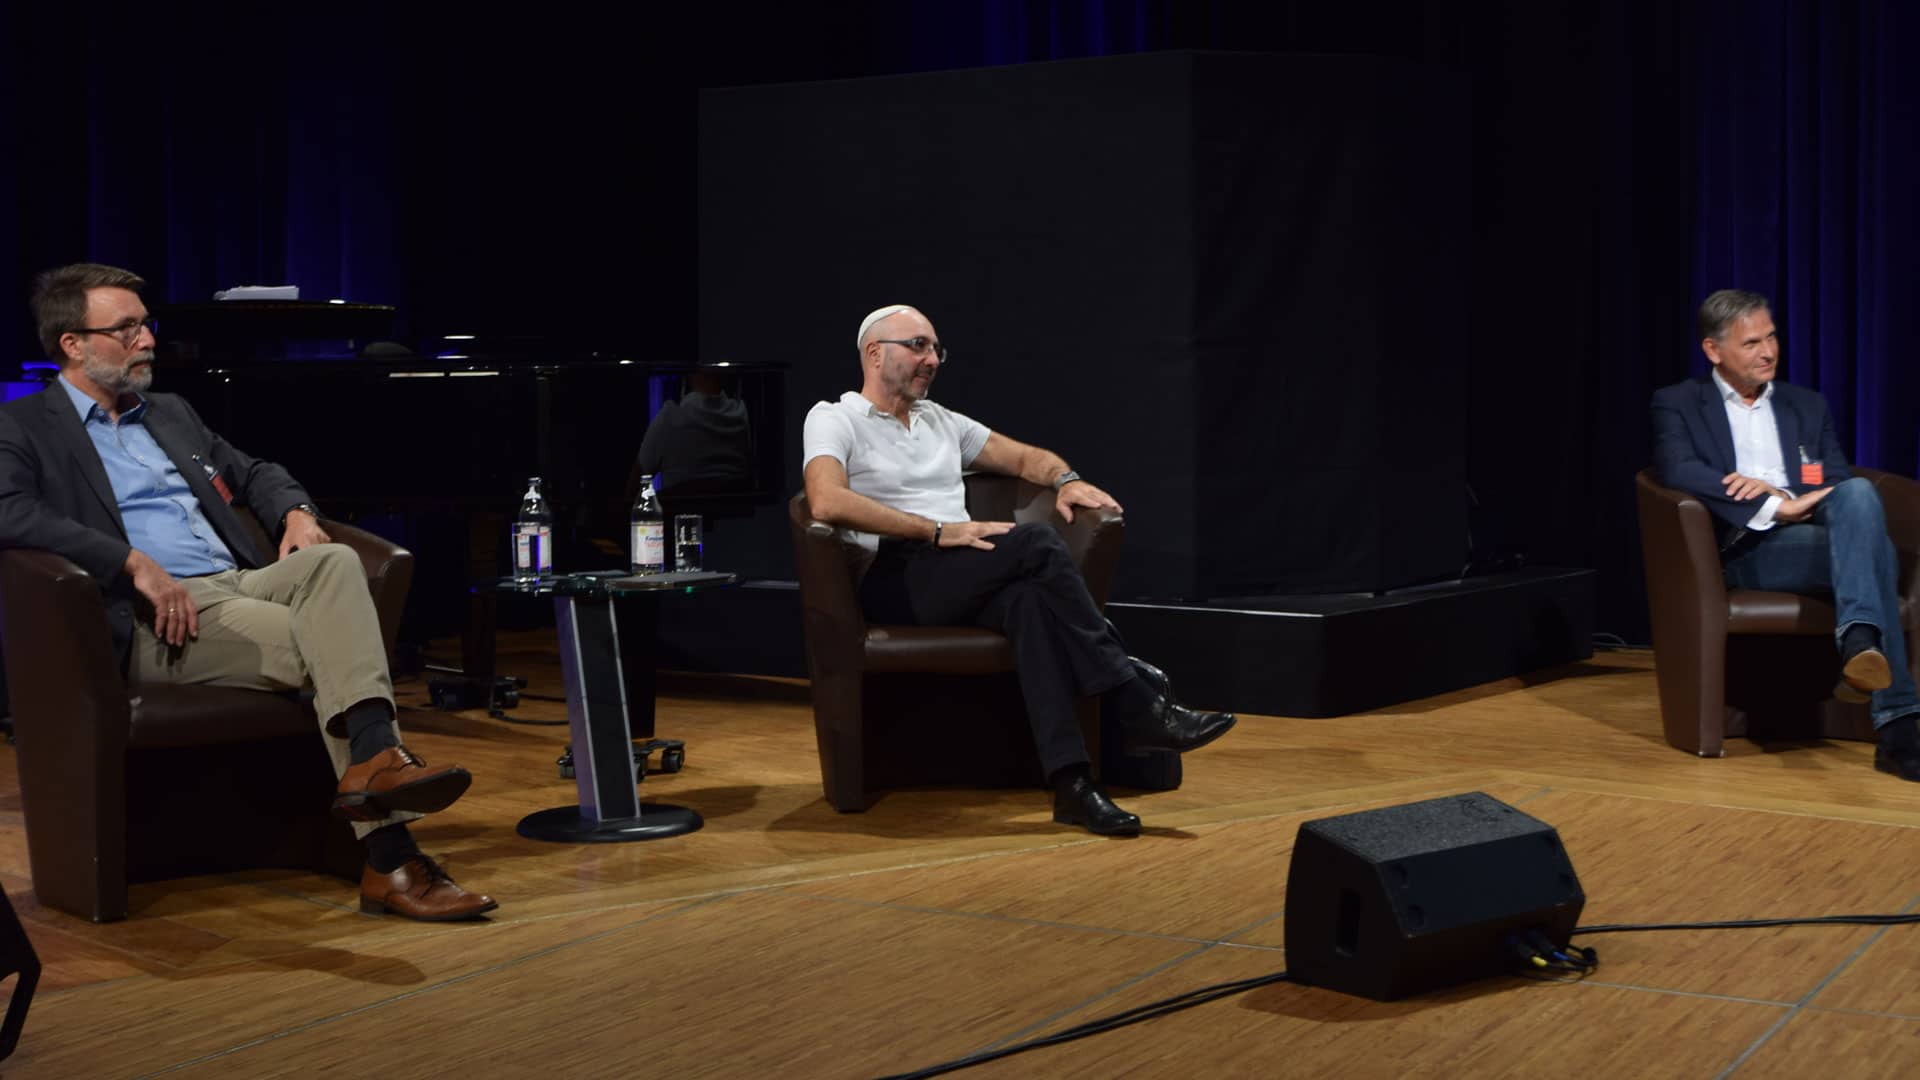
[1651,289,1919,780]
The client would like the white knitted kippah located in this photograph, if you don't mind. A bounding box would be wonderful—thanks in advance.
[856,305,917,349]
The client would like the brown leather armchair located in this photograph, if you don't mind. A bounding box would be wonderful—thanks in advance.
[1636,468,1920,756]
[0,513,413,922]
[791,473,1156,811]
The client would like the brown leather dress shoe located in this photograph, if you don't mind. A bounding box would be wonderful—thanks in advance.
[334,746,472,822]
[360,856,498,921]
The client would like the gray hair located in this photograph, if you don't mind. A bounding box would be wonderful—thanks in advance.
[1697,289,1770,342]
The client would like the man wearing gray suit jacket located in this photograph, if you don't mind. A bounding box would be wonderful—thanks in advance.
[0,263,496,919]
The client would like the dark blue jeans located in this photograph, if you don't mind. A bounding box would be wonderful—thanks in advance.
[1722,477,1919,729]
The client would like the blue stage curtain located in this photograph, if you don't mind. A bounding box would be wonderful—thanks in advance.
[908,0,1153,67]
[2,0,1913,643]
[0,7,407,365]
[1693,0,1920,475]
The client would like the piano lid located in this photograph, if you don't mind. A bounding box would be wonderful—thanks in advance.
[153,300,401,364]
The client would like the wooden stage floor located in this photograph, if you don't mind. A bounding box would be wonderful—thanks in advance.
[2,637,1918,1078]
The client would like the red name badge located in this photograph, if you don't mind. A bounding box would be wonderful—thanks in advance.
[1800,462,1824,486]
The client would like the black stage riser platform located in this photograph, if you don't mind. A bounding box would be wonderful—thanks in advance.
[653,570,1594,719]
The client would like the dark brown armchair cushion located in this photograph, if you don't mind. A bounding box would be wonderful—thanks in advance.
[1636,467,1919,755]
[0,519,412,921]
[789,473,1141,811]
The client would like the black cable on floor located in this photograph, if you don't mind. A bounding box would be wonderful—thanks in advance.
[875,970,1291,1080]
[877,906,1920,1077]
[1575,913,1920,934]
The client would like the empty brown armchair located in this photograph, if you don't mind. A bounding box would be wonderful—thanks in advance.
[0,513,413,922]
[1635,467,1920,756]
[791,473,1147,811]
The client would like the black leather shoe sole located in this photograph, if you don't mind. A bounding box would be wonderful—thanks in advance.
[359,894,499,921]
[334,768,473,821]
[1121,714,1238,757]
[1053,804,1142,836]
[1874,746,1920,782]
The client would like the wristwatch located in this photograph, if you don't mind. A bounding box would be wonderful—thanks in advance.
[1051,470,1081,492]
[279,502,322,528]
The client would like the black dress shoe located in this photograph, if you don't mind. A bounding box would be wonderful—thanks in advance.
[1875,715,1920,782]
[1129,656,1172,700]
[1053,773,1141,836]
[1119,694,1237,756]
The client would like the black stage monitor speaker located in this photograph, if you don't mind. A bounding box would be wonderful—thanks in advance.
[1284,792,1584,1001]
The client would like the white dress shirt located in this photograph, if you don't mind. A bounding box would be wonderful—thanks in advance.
[1711,369,1789,530]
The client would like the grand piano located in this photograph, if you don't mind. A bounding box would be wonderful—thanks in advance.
[147,300,789,648]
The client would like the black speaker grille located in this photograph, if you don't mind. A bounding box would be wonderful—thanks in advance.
[1285,791,1585,1000]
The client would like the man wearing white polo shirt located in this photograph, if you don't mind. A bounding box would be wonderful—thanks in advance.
[801,304,1236,836]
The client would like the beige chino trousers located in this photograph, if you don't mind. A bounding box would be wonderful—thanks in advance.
[128,543,420,837]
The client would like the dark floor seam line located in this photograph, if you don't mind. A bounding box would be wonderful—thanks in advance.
[130,893,732,1079]
[38,970,155,1001]
[1219,908,1286,944]
[1711,891,1920,1080]
[1803,1003,1920,1022]
[782,892,1225,946]
[1215,941,1286,954]
[1506,786,1555,808]
[964,906,1295,1058]
[971,941,1227,1056]
[1546,977,1795,1009]
[1710,1009,1799,1080]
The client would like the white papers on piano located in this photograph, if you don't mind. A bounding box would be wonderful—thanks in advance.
[213,285,301,301]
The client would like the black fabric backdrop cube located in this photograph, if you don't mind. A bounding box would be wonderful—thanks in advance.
[700,51,1469,598]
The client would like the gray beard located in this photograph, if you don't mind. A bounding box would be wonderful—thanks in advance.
[83,352,153,397]
[893,370,934,402]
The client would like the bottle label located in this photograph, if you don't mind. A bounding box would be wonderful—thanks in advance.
[515,524,551,574]
[632,523,666,572]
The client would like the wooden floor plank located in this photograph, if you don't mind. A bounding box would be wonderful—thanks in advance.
[1735,1009,1920,1079]
[1,643,1918,1076]
[1808,917,1920,1019]
[965,945,1790,1079]
[153,890,1207,1080]
[18,899,700,1077]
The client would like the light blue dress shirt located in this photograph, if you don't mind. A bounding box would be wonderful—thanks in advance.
[59,375,237,577]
